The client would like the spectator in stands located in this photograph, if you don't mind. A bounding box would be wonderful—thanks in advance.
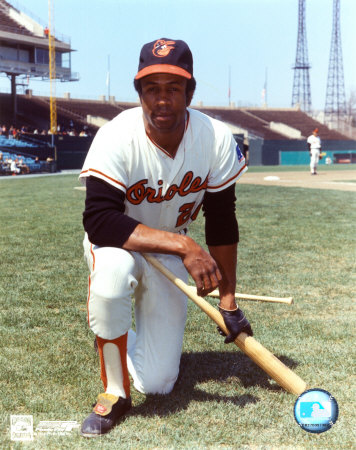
[307,128,322,175]
[10,159,20,175]
[18,158,29,174]
[2,157,11,173]
[8,125,14,139]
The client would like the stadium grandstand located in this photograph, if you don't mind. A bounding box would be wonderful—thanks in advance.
[1,0,355,176]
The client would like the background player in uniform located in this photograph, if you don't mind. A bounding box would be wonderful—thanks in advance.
[307,128,322,175]
[79,38,253,438]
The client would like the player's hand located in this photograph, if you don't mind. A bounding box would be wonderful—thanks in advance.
[218,307,253,343]
[180,238,222,297]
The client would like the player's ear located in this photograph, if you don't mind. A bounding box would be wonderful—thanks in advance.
[185,76,196,106]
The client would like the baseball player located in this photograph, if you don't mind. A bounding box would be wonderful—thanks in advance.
[79,38,253,438]
[307,128,322,175]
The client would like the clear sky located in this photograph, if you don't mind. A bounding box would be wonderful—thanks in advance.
[1,0,355,111]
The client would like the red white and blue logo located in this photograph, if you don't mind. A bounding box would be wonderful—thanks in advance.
[294,388,338,433]
[236,143,244,162]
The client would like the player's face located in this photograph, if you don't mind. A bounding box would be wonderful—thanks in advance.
[140,73,191,136]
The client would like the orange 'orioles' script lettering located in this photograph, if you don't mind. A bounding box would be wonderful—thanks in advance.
[126,171,208,205]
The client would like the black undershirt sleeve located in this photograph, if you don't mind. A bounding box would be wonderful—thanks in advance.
[202,184,239,246]
[83,176,141,248]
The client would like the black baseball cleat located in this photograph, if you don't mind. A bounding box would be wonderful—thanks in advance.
[80,393,132,438]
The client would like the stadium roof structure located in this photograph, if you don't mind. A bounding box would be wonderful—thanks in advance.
[0,0,78,82]
[194,106,350,141]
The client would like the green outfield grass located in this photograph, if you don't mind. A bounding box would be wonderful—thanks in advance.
[0,173,355,448]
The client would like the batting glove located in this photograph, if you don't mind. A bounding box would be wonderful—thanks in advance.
[218,307,253,343]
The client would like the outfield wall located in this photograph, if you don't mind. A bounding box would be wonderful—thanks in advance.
[250,139,356,166]
[31,134,93,170]
[247,136,264,165]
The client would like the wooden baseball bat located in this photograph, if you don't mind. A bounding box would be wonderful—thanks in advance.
[202,289,293,305]
[143,254,307,396]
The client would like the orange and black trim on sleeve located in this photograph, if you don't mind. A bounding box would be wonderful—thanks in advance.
[207,164,247,190]
[80,168,127,190]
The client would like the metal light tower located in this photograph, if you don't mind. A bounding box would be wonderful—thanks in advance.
[324,0,347,128]
[291,0,312,113]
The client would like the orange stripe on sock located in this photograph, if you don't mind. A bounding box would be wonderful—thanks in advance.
[96,334,130,398]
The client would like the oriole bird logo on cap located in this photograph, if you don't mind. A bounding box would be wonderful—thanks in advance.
[152,39,176,57]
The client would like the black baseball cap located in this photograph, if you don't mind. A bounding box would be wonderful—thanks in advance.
[135,38,193,80]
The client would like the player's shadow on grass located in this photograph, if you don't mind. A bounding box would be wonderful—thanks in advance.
[131,350,301,417]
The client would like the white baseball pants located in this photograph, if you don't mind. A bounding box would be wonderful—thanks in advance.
[310,149,320,173]
[83,234,188,394]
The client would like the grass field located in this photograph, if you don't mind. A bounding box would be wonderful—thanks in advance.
[0,170,355,448]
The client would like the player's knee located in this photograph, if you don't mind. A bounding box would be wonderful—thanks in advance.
[90,250,138,301]
[88,288,132,340]
[139,371,178,395]
[90,269,135,302]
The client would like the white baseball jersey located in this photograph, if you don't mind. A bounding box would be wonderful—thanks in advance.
[80,106,247,233]
[307,134,321,150]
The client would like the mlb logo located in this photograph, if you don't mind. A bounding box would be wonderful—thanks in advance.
[235,143,244,162]
[299,402,331,419]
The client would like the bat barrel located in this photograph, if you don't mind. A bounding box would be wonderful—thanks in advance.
[234,333,307,395]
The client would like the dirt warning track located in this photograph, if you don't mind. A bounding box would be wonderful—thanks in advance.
[238,170,356,192]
